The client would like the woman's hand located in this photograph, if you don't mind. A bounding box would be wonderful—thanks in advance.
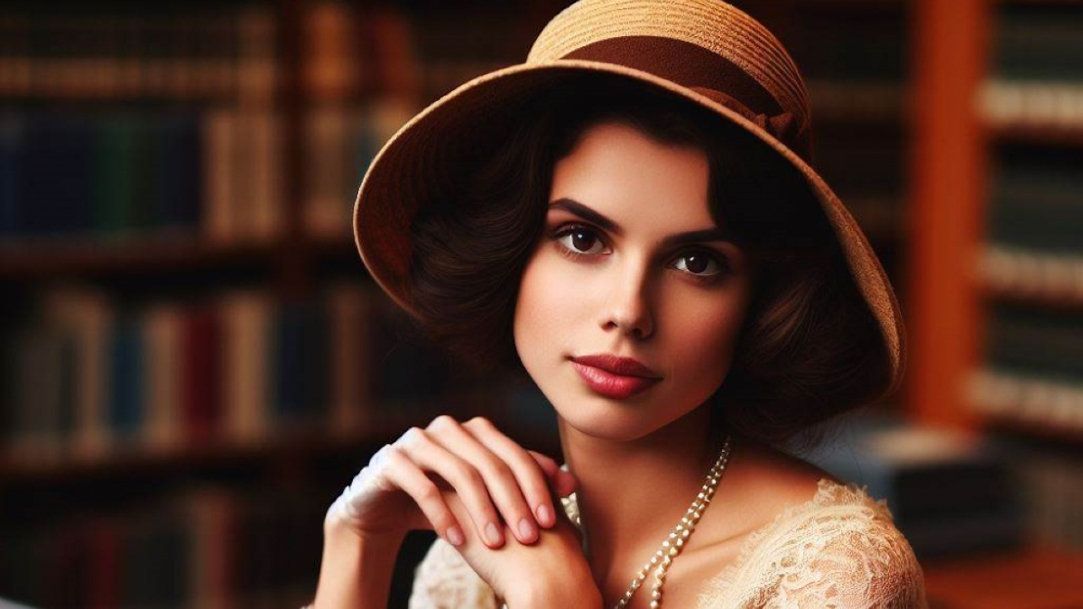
[324,415,577,549]
[439,485,602,609]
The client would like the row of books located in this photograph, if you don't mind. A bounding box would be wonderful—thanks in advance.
[994,3,1083,81]
[0,6,276,104]
[0,111,203,240]
[0,102,417,245]
[987,142,1083,254]
[985,301,1083,381]
[0,1,558,105]
[302,2,534,103]
[0,283,451,463]
[303,100,417,239]
[0,484,321,609]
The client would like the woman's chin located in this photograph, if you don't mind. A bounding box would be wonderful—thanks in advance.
[551,399,660,442]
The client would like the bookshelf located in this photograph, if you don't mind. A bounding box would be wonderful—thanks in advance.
[908,0,1083,604]
[0,2,571,608]
[2,0,1078,608]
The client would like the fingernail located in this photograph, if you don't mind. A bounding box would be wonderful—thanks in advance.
[518,517,536,541]
[485,521,502,545]
[446,525,464,546]
[536,504,553,527]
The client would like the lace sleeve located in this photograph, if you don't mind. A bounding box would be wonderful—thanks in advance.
[769,511,929,609]
[696,480,930,609]
[407,537,499,609]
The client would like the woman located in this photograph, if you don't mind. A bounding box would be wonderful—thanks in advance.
[309,1,928,608]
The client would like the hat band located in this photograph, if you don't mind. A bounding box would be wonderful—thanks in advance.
[562,36,810,161]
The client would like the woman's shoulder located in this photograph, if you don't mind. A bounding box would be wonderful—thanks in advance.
[693,439,931,606]
[697,476,929,608]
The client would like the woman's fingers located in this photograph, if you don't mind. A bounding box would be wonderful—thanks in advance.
[396,426,509,548]
[526,449,577,498]
[457,417,571,530]
[428,416,543,542]
[369,445,467,547]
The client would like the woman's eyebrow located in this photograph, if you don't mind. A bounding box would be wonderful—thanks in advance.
[548,197,738,247]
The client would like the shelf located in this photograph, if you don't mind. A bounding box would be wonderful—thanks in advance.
[0,424,388,484]
[966,368,1083,442]
[977,246,1083,309]
[0,233,287,279]
[0,388,558,484]
[0,404,462,484]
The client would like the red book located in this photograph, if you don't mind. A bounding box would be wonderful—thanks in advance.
[181,304,223,444]
[86,517,120,609]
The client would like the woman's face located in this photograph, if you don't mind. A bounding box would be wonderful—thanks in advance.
[513,120,754,442]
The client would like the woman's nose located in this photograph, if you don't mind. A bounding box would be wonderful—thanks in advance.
[600,258,654,340]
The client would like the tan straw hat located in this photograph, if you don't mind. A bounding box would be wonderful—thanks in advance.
[353,0,907,396]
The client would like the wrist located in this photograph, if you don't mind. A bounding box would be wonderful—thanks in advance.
[313,520,406,609]
[505,566,602,609]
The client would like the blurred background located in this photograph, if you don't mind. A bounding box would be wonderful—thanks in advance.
[0,0,1081,608]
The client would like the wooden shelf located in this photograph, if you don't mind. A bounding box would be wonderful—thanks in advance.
[0,387,559,484]
[0,234,283,278]
[0,233,372,279]
[987,123,1083,146]
[0,423,389,484]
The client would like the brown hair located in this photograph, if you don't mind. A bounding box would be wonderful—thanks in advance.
[407,76,890,451]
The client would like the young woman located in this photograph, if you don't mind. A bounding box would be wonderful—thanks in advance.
[308,1,928,608]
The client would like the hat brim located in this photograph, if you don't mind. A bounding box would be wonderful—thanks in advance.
[352,59,906,396]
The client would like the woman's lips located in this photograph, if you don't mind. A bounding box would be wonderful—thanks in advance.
[570,361,661,399]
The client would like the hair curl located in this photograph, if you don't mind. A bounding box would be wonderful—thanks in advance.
[407,77,890,452]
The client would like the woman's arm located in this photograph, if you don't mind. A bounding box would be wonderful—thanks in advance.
[311,520,406,609]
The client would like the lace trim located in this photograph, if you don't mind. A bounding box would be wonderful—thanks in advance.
[694,478,892,603]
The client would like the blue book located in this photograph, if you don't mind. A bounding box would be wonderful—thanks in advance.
[0,113,23,237]
[156,112,201,230]
[21,114,95,236]
[272,302,331,427]
[108,314,145,443]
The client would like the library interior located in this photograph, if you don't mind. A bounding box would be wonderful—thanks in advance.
[0,1,1080,608]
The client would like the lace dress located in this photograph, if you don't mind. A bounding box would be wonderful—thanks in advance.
[407,478,930,609]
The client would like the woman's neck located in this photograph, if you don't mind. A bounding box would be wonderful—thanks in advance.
[557,406,727,606]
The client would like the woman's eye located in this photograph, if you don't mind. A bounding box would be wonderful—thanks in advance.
[673,251,726,278]
[554,226,607,256]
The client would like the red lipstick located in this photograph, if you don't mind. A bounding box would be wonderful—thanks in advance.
[569,354,661,399]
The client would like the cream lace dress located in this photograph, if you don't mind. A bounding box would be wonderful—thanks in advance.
[407,478,930,609]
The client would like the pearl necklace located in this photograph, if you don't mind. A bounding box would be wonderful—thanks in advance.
[568,434,734,609]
